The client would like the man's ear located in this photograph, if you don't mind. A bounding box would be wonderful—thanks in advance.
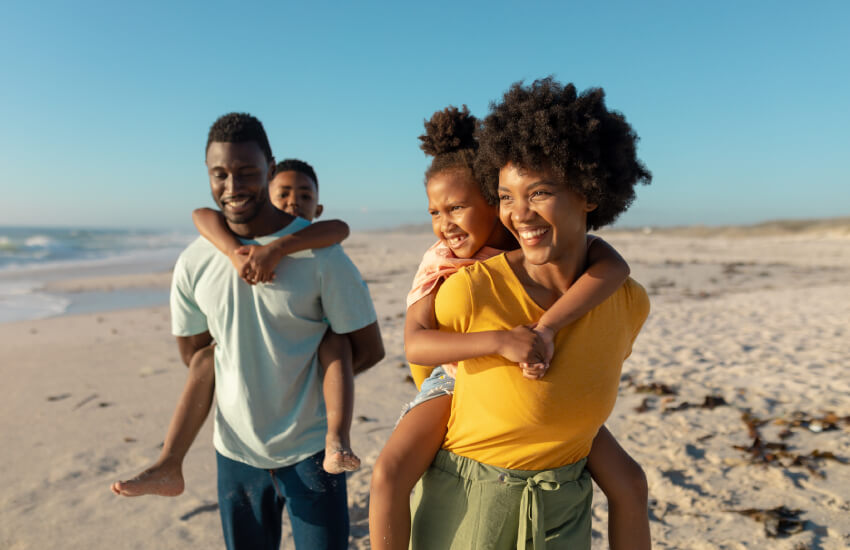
[314,204,324,219]
[267,158,276,182]
[585,202,598,212]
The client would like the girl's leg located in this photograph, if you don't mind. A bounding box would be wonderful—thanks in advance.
[369,394,451,550]
[318,330,359,474]
[586,426,651,550]
[111,345,216,497]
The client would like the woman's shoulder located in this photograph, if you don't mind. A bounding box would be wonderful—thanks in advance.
[611,277,651,323]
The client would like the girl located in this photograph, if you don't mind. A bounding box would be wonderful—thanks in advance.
[369,105,650,549]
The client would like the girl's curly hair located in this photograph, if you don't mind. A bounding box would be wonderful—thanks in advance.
[419,105,494,205]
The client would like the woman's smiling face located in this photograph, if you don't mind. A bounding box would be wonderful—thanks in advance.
[426,169,500,259]
[497,162,596,266]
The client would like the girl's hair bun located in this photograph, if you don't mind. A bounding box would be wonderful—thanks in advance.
[419,105,478,157]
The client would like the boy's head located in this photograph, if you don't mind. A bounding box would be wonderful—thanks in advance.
[270,159,322,221]
[205,113,275,224]
[476,78,651,229]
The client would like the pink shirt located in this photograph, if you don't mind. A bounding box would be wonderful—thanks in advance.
[406,241,502,308]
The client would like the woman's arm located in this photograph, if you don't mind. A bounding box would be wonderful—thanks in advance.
[404,290,545,367]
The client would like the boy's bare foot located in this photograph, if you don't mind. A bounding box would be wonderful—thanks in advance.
[111,459,184,497]
[323,442,361,474]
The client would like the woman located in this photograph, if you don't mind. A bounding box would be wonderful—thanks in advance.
[410,78,653,549]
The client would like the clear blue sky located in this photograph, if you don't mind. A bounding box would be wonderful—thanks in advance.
[2,1,848,230]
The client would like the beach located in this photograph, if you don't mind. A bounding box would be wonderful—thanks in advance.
[1,220,849,549]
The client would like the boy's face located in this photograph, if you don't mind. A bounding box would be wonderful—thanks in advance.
[269,170,322,221]
[497,162,596,266]
[206,141,274,224]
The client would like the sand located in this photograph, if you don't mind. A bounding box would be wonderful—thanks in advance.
[1,221,849,549]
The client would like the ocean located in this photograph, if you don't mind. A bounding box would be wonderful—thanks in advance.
[0,226,195,323]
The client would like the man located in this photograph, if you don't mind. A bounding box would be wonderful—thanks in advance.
[172,112,383,549]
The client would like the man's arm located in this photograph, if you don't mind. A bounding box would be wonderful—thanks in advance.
[176,331,213,367]
[345,321,384,375]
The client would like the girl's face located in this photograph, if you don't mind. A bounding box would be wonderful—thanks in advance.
[426,169,501,259]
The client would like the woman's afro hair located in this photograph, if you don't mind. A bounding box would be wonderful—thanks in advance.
[206,112,273,163]
[419,105,494,204]
[476,78,651,229]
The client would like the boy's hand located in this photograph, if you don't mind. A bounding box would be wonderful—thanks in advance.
[235,244,281,284]
[228,249,257,285]
[496,326,546,365]
[519,324,556,380]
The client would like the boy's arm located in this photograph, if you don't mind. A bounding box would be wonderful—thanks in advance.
[193,207,349,284]
[193,208,250,278]
[238,219,350,283]
[404,291,545,367]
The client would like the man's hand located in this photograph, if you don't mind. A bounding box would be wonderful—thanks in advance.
[496,325,546,365]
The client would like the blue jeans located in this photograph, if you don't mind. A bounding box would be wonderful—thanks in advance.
[216,450,349,550]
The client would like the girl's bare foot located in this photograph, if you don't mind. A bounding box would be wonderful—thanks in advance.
[323,436,360,474]
[110,459,184,497]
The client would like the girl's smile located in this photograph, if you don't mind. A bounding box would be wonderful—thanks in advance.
[426,169,503,259]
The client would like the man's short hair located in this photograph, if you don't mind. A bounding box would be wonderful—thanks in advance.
[476,77,652,229]
[274,159,319,189]
[206,113,273,163]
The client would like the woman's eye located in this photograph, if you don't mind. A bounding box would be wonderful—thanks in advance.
[498,195,511,202]
[429,210,438,217]
[451,205,463,212]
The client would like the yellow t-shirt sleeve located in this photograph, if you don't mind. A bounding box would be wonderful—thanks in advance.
[408,270,475,390]
[434,269,475,334]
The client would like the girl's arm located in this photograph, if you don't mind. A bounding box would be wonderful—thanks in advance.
[523,236,630,377]
[192,208,350,284]
[404,289,546,367]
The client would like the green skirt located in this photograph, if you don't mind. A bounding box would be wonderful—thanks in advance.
[410,450,592,550]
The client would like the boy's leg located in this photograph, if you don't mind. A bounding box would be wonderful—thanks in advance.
[217,451,285,550]
[369,394,451,550]
[111,345,216,497]
[276,451,349,549]
[317,329,359,474]
[586,426,651,550]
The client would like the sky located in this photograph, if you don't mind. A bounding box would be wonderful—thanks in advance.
[1,0,848,231]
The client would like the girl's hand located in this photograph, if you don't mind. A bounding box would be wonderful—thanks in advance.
[519,325,555,380]
[496,326,546,365]
[235,244,281,284]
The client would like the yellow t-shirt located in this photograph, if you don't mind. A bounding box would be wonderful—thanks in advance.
[435,253,650,470]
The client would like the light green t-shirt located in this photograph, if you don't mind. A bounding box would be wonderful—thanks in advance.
[170,217,377,469]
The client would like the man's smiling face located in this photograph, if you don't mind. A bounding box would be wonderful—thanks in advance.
[206,141,274,225]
